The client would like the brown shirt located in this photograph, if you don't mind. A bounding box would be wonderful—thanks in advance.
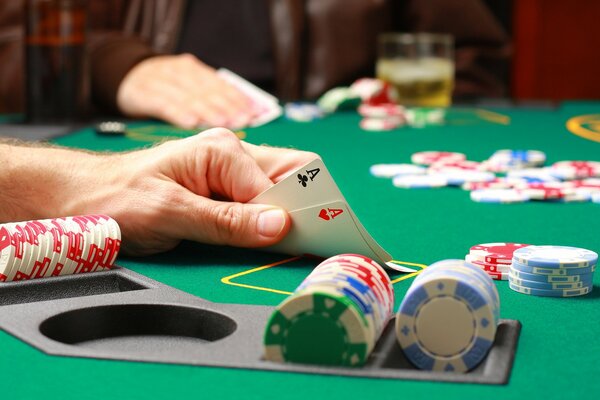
[0,0,510,114]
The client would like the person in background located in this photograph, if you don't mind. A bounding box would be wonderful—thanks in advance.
[0,0,509,129]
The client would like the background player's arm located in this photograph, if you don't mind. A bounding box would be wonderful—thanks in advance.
[0,131,318,255]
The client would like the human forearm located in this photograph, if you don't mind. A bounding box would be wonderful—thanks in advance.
[0,141,119,222]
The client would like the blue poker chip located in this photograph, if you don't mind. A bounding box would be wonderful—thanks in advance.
[415,261,500,324]
[508,273,592,290]
[284,102,324,122]
[509,282,593,297]
[513,245,598,268]
[509,268,594,283]
[395,271,497,372]
[470,189,530,203]
[510,259,596,276]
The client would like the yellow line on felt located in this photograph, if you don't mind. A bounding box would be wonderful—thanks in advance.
[220,256,302,295]
[475,109,511,125]
[566,114,600,143]
[388,260,427,284]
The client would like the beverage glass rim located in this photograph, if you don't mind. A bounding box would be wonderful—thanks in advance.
[379,32,453,45]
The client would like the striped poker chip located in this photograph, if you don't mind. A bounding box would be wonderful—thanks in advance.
[509,268,594,283]
[349,78,385,101]
[429,159,482,172]
[461,178,514,191]
[359,116,404,131]
[465,256,511,273]
[469,242,530,264]
[284,102,324,122]
[512,245,598,268]
[508,273,592,290]
[264,254,394,367]
[507,168,562,183]
[410,151,466,166]
[511,259,596,276]
[508,281,592,297]
[551,161,600,179]
[395,260,498,372]
[392,174,448,188]
[358,103,405,118]
[433,170,495,186]
[369,163,426,178]
[470,188,530,203]
[0,216,122,282]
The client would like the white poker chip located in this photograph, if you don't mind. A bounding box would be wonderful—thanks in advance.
[434,170,495,186]
[358,103,405,118]
[369,164,426,178]
[411,151,466,166]
[506,168,561,183]
[592,192,600,204]
[392,174,448,188]
[284,102,324,122]
[359,116,404,131]
[470,189,530,203]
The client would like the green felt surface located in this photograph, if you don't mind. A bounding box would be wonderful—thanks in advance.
[2,103,600,399]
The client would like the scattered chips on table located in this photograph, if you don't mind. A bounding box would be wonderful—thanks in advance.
[370,149,600,204]
[0,215,121,282]
[509,246,597,297]
[395,259,499,372]
[263,254,394,367]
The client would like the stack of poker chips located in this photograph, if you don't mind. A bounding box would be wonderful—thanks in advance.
[283,102,325,122]
[465,242,531,281]
[263,253,394,367]
[509,246,597,298]
[0,215,121,282]
[395,259,499,373]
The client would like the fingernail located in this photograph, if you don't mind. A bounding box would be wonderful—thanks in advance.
[257,209,286,238]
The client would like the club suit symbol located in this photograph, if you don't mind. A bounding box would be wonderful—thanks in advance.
[297,174,309,187]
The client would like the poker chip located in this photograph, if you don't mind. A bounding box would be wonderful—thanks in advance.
[94,121,127,136]
[395,259,498,372]
[0,216,121,283]
[465,243,529,281]
[429,160,482,172]
[511,259,596,276]
[550,161,600,179]
[556,189,592,203]
[506,168,561,183]
[461,178,513,191]
[284,102,324,122]
[369,164,426,178]
[508,282,592,298]
[508,273,592,290]
[392,174,448,188]
[405,108,445,128]
[481,150,546,172]
[411,151,466,166]
[317,87,361,113]
[592,192,600,204]
[359,116,404,131]
[358,103,405,118]
[432,170,495,186]
[263,254,393,366]
[512,245,598,268]
[509,268,593,283]
[349,78,386,101]
[470,189,530,203]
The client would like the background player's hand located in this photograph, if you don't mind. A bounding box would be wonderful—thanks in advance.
[64,129,318,255]
[116,54,256,129]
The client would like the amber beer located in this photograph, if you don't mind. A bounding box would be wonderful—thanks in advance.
[376,34,454,107]
[25,0,88,123]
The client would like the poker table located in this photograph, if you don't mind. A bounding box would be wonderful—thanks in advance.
[2,102,600,400]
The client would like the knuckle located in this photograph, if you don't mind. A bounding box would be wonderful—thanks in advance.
[212,203,247,243]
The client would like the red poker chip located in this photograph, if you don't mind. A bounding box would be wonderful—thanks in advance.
[358,103,406,118]
[469,242,530,264]
[411,151,466,166]
[429,159,482,172]
[363,81,396,105]
[466,256,511,272]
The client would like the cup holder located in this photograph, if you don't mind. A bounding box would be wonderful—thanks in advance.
[39,304,237,349]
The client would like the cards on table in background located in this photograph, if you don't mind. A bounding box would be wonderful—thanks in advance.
[250,159,414,272]
[217,68,282,127]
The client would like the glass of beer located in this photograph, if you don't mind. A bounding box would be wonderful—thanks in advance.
[376,33,454,107]
[25,0,88,123]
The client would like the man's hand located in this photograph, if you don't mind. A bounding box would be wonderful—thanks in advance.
[117,54,257,129]
[0,131,318,255]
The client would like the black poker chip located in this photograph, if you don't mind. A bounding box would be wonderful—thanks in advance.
[94,121,127,136]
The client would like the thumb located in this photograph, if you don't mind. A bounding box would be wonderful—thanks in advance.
[178,196,291,248]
